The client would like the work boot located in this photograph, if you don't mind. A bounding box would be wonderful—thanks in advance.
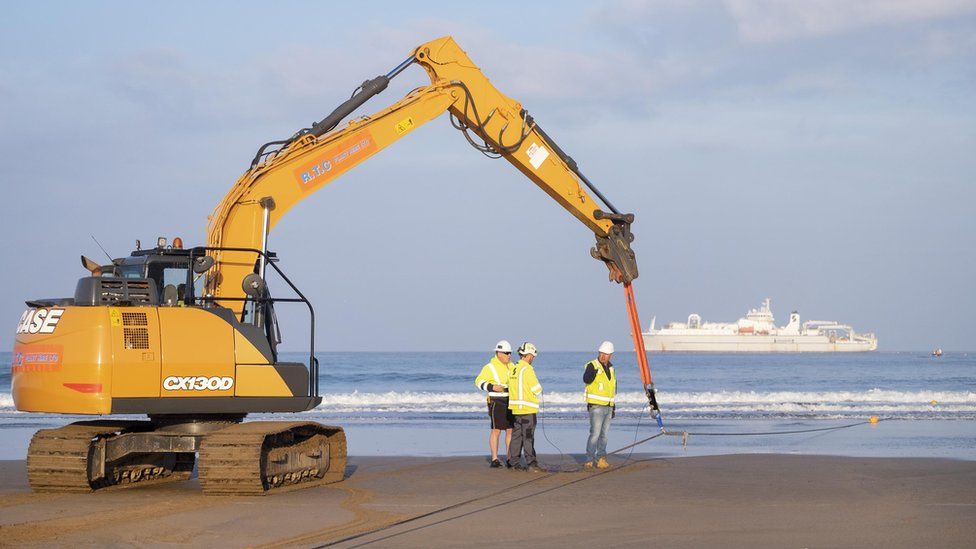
[596,457,611,469]
[526,462,545,473]
[512,463,527,471]
[583,461,595,470]
[490,458,503,468]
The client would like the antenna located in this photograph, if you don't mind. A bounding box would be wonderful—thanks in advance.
[90,234,114,264]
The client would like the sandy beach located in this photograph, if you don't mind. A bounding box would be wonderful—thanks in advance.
[1,453,973,548]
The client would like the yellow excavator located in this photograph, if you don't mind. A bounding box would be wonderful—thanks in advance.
[12,36,643,495]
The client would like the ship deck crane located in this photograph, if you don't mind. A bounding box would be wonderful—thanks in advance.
[12,36,659,495]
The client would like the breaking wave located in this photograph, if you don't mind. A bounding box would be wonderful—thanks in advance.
[283,389,976,419]
[2,389,973,420]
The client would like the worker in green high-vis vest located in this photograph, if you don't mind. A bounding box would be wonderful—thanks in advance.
[475,340,514,468]
[583,341,617,469]
[507,342,543,472]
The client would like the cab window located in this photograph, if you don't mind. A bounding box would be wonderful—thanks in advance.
[148,260,190,305]
[118,264,146,279]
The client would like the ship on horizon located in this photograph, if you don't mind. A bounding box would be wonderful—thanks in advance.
[643,298,878,353]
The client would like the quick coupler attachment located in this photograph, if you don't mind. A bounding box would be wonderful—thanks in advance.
[591,210,638,283]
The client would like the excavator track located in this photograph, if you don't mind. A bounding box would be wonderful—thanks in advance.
[198,421,346,496]
[27,421,195,493]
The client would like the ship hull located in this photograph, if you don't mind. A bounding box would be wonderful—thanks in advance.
[642,334,877,353]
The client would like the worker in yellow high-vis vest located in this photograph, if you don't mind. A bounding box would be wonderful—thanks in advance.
[474,340,514,468]
[583,341,617,469]
[507,342,543,472]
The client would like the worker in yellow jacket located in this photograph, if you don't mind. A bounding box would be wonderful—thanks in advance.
[507,342,543,472]
[475,340,513,468]
[584,341,617,469]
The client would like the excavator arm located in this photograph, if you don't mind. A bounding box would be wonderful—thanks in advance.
[204,37,661,424]
[205,36,638,306]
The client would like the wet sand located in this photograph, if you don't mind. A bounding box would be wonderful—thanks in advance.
[1,453,973,547]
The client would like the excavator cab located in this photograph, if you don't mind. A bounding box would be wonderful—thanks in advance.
[73,245,199,308]
[115,251,194,306]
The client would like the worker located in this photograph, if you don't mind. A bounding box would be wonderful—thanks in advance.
[583,341,616,469]
[475,340,513,468]
[507,342,543,472]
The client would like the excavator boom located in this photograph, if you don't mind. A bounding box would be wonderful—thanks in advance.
[206,36,638,309]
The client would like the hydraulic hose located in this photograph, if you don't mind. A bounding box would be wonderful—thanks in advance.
[250,56,415,167]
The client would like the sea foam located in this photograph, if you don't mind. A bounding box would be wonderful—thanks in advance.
[2,389,972,420]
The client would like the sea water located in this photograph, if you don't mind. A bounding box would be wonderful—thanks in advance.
[1,351,973,460]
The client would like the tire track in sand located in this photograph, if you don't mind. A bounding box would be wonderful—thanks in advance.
[259,458,471,548]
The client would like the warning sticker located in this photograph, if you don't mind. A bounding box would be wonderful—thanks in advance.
[395,117,415,135]
[526,142,549,170]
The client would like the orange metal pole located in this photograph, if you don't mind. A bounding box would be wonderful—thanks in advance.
[623,282,664,428]
[624,283,651,385]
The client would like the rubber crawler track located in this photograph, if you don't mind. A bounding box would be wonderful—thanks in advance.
[198,421,346,496]
[27,421,195,493]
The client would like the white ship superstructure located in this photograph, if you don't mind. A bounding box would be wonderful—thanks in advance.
[643,298,877,353]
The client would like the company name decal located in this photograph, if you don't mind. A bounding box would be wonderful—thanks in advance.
[163,376,234,391]
[16,308,65,335]
[12,343,63,373]
[293,132,377,191]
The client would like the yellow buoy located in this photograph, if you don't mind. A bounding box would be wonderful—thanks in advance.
[869,416,879,424]
[931,400,938,406]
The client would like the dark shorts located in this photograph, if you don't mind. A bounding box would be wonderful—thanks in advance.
[488,398,513,430]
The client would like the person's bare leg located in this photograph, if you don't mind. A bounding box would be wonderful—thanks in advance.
[505,428,512,454]
[489,428,500,460]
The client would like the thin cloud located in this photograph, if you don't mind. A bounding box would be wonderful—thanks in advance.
[585,0,976,107]
[725,0,976,43]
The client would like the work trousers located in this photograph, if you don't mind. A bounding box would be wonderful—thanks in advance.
[586,404,612,461]
[507,413,537,467]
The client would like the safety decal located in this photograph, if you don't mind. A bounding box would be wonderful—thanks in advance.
[163,376,234,391]
[293,131,378,191]
[16,308,65,335]
[395,117,415,135]
[11,343,63,373]
[526,142,549,170]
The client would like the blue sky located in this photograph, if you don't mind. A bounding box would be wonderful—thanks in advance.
[1,1,973,351]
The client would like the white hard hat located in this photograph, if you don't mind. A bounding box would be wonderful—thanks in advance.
[494,340,512,353]
[598,341,615,354]
[518,342,538,357]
